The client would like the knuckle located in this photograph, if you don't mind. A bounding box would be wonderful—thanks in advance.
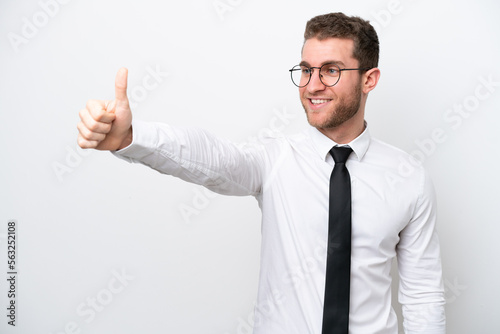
[77,122,91,138]
[80,131,91,141]
[77,136,91,149]
[86,120,100,132]
[86,100,106,121]
[77,122,88,136]
[93,110,106,122]
[93,129,107,141]
[79,108,87,120]
[88,120,112,134]
[102,122,112,133]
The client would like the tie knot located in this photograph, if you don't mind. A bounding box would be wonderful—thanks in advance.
[330,146,353,164]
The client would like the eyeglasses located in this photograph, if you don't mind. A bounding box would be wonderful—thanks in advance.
[289,63,371,88]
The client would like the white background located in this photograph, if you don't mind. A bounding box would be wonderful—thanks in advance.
[1,0,499,333]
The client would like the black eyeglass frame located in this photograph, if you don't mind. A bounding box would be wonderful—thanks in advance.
[289,63,372,88]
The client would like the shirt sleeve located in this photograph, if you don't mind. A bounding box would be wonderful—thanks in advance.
[396,168,446,333]
[112,119,265,196]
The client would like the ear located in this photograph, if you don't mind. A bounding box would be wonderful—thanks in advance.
[362,68,381,94]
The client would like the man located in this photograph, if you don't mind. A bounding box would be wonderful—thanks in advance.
[77,12,445,334]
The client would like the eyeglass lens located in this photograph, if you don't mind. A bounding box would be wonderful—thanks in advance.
[290,63,341,87]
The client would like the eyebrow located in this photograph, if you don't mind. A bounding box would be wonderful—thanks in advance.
[299,60,346,67]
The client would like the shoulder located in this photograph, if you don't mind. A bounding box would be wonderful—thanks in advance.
[367,137,433,197]
[367,137,424,173]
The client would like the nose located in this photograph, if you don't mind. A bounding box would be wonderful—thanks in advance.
[307,69,326,93]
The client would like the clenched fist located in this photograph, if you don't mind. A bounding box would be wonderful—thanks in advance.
[77,68,133,151]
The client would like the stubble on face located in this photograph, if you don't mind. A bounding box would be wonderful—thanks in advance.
[302,79,362,130]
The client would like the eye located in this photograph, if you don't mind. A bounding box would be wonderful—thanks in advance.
[323,65,339,76]
[301,67,311,75]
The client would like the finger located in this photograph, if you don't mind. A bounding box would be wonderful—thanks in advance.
[115,67,128,102]
[77,133,100,149]
[105,99,116,113]
[79,108,113,134]
[85,100,116,123]
[77,121,107,142]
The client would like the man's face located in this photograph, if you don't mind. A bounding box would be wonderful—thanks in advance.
[299,37,363,130]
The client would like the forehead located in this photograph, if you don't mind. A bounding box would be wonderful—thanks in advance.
[301,37,356,66]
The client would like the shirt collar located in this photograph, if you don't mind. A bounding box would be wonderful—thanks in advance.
[308,121,371,162]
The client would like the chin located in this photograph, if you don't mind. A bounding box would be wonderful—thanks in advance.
[306,111,332,129]
[302,100,336,128]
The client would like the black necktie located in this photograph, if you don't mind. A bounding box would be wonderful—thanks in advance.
[322,146,353,334]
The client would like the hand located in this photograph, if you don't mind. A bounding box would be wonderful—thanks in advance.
[77,67,133,151]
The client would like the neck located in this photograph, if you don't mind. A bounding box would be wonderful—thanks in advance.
[318,108,366,144]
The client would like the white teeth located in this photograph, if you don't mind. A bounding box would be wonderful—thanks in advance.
[311,99,330,104]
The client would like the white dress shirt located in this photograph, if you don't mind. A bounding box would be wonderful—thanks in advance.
[114,120,446,334]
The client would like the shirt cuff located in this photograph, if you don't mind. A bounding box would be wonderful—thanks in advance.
[111,119,159,163]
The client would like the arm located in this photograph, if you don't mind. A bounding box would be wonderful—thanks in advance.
[112,120,264,196]
[77,67,263,196]
[396,169,446,333]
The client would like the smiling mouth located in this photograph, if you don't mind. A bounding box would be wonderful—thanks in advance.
[309,98,332,106]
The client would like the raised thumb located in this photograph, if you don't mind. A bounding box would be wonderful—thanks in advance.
[115,67,128,102]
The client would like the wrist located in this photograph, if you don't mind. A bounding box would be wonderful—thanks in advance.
[117,127,133,150]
